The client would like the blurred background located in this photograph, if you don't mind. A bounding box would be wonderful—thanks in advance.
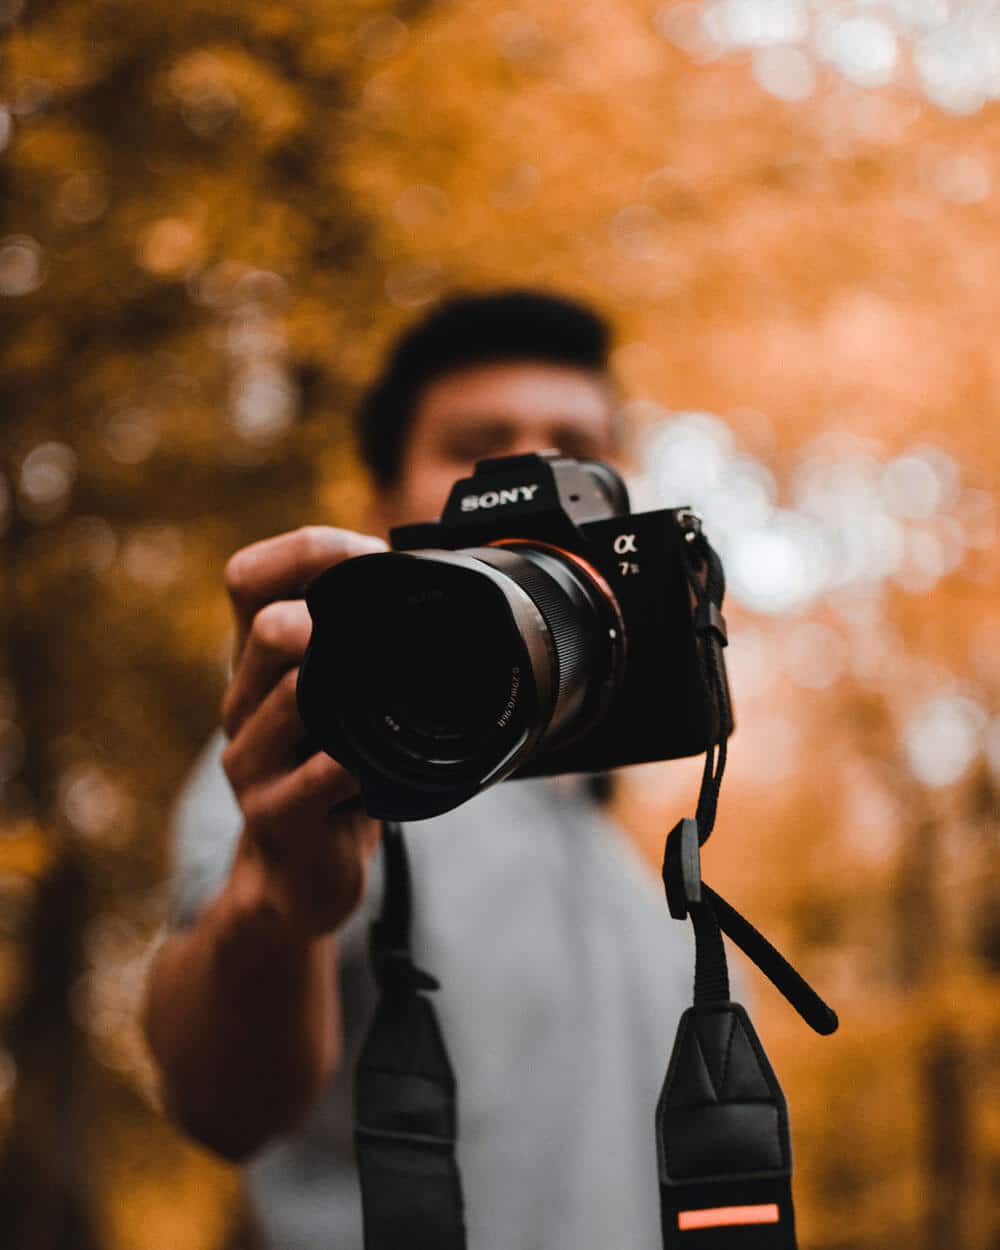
[2,0,999,1247]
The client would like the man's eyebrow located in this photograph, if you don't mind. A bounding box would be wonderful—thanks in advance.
[438,418,518,442]
[436,415,608,453]
[550,419,603,438]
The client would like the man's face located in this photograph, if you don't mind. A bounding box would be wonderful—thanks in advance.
[373,360,619,532]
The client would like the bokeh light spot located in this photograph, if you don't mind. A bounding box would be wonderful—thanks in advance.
[121,525,185,591]
[168,51,240,137]
[609,204,666,260]
[728,510,831,613]
[880,450,948,519]
[393,184,451,230]
[638,411,988,614]
[654,2,724,62]
[914,18,999,115]
[19,442,77,521]
[227,307,287,359]
[818,14,899,88]
[53,172,110,227]
[0,235,45,296]
[356,14,409,60]
[385,261,446,308]
[104,408,161,465]
[139,218,203,276]
[905,694,986,787]
[230,365,298,445]
[715,0,808,48]
[753,46,816,101]
[59,765,133,842]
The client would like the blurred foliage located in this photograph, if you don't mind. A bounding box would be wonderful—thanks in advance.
[2,1,999,1248]
[1,1,422,1246]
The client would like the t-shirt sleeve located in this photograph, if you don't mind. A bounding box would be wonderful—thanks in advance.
[167,729,242,930]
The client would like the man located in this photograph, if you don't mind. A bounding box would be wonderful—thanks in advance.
[144,290,698,1250]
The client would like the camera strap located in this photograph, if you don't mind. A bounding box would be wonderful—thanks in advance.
[352,521,837,1250]
[656,521,837,1249]
[354,819,466,1250]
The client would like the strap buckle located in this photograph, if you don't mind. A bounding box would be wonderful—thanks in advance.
[662,818,703,921]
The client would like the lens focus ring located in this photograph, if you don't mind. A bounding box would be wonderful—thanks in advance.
[472,547,593,731]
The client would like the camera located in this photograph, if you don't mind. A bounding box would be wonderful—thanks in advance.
[296,451,732,821]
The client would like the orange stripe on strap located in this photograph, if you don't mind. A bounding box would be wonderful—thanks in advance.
[678,1203,781,1230]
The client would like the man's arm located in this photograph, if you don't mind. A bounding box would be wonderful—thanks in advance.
[144,835,340,1160]
[143,527,385,1161]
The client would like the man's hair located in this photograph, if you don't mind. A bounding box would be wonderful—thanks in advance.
[356,289,612,488]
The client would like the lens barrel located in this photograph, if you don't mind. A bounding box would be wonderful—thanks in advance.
[297,541,626,818]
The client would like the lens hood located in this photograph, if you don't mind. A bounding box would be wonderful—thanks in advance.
[297,550,561,820]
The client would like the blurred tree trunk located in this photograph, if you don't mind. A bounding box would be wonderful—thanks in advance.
[0,859,99,1250]
[921,1030,970,1250]
[893,805,974,1249]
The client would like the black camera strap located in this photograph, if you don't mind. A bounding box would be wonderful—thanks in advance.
[656,520,837,1249]
[354,820,466,1250]
[353,521,837,1250]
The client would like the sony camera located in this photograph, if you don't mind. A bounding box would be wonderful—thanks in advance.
[296,451,732,821]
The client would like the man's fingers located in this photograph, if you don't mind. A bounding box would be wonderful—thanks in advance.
[225,526,388,659]
[241,751,362,855]
[222,668,306,792]
[222,600,311,739]
[218,522,385,934]
[259,797,379,938]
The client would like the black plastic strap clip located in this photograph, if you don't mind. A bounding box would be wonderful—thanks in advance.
[663,818,703,920]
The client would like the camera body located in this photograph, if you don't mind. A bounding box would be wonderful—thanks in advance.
[297,451,731,820]
[390,451,725,779]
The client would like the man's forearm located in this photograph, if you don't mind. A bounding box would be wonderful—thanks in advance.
[144,843,340,1162]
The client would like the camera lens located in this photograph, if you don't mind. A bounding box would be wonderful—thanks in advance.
[297,543,626,815]
[366,587,524,759]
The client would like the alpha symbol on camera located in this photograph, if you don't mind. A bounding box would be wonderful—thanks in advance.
[460,484,540,512]
[613,533,637,554]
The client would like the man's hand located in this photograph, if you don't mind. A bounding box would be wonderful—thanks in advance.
[143,524,389,1160]
[220,525,387,942]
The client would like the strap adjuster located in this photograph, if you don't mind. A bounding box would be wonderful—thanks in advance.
[694,601,728,646]
[662,818,702,921]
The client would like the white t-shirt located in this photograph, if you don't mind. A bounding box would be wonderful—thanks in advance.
[170,731,710,1250]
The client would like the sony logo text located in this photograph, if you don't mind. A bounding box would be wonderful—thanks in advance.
[460,484,540,512]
